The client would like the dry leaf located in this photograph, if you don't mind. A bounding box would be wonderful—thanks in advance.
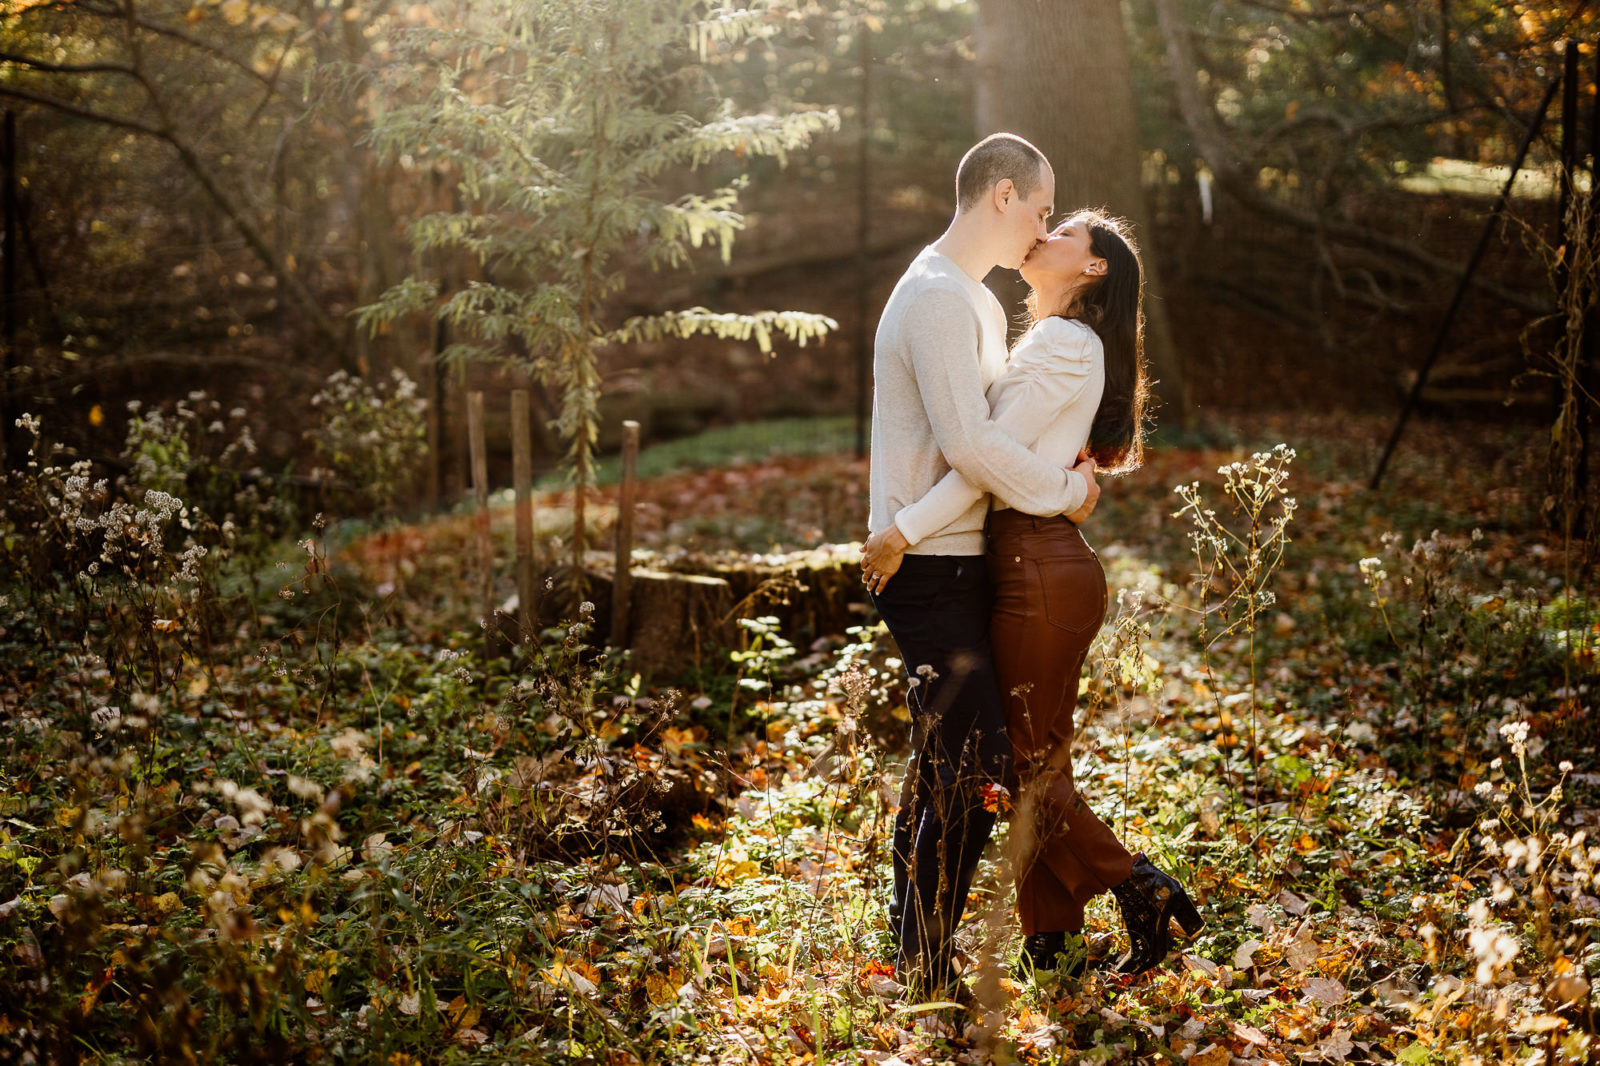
[1190,1042,1230,1066]
[868,973,904,998]
[1312,1027,1354,1062]
[1230,1020,1270,1046]
[1285,921,1320,973]
[1515,1014,1566,1033]
[1304,976,1347,1007]
[1234,938,1263,969]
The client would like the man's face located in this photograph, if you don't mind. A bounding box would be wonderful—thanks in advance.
[1000,162,1056,270]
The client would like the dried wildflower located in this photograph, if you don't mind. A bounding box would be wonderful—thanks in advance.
[1498,720,1530,759]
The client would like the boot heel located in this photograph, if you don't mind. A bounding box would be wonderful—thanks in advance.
[1170,889,1204,937]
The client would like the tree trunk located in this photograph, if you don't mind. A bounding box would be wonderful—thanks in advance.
[974,0,1189,423]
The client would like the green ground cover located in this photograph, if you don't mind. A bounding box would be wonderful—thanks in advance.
[0,412,1596,1064]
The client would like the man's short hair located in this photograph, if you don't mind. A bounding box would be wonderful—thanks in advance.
[956,133,1048,212]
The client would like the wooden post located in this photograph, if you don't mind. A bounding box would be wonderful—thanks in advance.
[467,391,494,651]
[1585,41,1600,531]
[1,111,15,468]
[853,22,872,460]
[511,389,538,645]
[611,420,640,649]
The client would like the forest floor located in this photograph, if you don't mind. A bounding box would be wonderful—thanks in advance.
[2,412,1598,1064]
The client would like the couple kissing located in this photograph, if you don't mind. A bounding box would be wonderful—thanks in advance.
[860,132,1203,1001]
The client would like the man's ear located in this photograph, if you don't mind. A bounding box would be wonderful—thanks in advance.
[992,178,1015,211]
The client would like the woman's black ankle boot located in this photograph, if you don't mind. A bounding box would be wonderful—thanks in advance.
[1109,854,1204,976]
[1017,932,1088,980]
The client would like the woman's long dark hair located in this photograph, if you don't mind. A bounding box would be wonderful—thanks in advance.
[1026,210,1150,474]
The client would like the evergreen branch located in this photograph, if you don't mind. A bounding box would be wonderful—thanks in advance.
[611,308,837,353]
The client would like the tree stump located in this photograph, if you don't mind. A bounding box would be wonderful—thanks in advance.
[625,569,736,675]
[535,545,870,675]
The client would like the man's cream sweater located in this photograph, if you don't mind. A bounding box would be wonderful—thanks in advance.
[868,247,1087,556]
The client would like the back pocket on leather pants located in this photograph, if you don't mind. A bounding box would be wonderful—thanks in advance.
[1033,555,1106,635]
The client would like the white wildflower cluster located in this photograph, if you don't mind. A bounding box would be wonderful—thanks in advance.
[1171,443,1298,646]
[307,368,428,512]
[1497,719,1530,759]
[1465,898,1520,984]
[207,778,275,827]
[70,487,187,582]
[1462,715,1600,1026]
[123,395,258,504]
[1216,444,1298,507]
[176,544,208,584]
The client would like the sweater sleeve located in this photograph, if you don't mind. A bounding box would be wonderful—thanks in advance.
[895,316,1096,546]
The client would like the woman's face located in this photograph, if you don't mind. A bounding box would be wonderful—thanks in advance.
[1020,216,1106,290]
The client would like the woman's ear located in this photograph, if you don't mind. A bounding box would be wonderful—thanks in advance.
[1085,258,1108,277]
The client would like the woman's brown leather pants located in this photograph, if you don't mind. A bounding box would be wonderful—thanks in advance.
[987,509,1134,935]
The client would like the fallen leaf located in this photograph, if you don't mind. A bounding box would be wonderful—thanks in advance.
[1304,976,1347,1007]
[1230,1020,1270,1046]
[868,973,905,998]
[1515,1014,1566,1033]
[1190,1042,1230,1066]
[1285,921,1320,973]
[1234,938,1263,969]
[1312,1027,1354,1062]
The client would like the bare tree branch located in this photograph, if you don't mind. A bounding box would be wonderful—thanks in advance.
[3,350,326,404]
[0,83,165,138]
[1152,0,1550,316]
[0,85,342,349]
[0,52,144,79]
[1235,0,1388,20]
[57,0,309,110]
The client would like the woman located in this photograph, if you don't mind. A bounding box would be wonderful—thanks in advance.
[859,211,1202,978]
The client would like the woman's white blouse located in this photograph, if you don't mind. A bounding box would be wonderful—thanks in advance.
[893,316,1105,546]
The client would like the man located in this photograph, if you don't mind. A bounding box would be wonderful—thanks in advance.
[864,133,1099,996]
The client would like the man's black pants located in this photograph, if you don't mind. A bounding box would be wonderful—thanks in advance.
[871,553,1012,987]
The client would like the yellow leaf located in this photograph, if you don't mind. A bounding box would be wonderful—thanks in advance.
[185,5,208,22]
[445,994,480,1030]
[220,0,249,24]
[713,843,759,887]
[1516,1014,1566,1033]
[88,405,104,427]
[644,970,677,1006]
[187,674,210,698]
